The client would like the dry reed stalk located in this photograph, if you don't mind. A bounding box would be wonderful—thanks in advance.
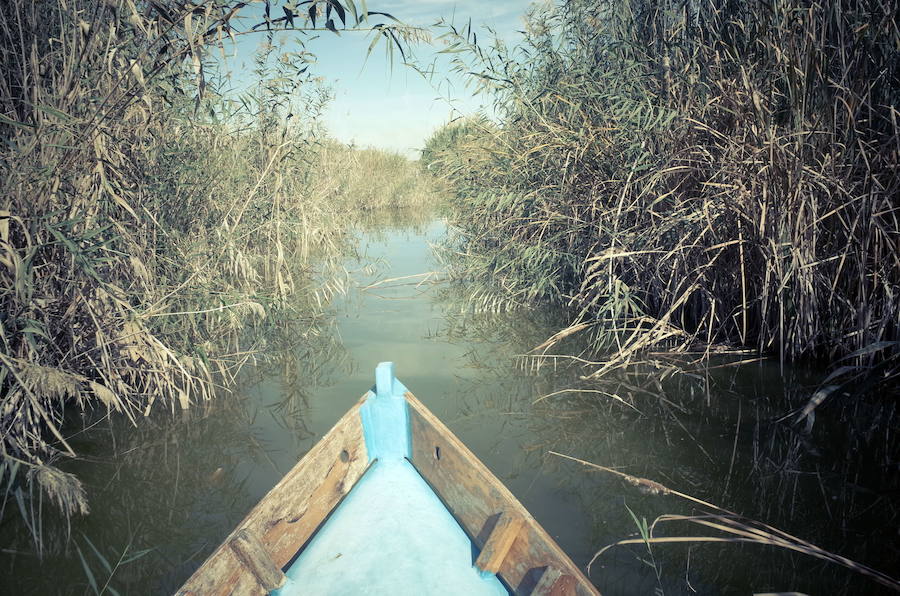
[550,451,900,592]
[1,0,430,544]
[426,0,898,396]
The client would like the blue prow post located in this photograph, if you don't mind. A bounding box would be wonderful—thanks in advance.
[360,362,411,461]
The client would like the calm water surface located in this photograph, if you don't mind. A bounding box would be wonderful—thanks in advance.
[1,213,895,595]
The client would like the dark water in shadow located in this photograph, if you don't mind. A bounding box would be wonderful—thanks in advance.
[1,212,896,595]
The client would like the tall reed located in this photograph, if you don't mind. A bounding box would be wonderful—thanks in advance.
[426,0,899,395]
[315,140,438,211]
[0,0,424,545]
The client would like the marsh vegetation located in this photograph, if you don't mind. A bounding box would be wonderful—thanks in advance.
[2,0,898,594]
[426,0,899,381]
[0,0,433,551]
[424,0,899,593]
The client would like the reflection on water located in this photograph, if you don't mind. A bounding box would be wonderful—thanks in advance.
[0,317,351,594]
[1,211,896,595]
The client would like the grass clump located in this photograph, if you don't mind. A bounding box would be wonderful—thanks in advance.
[425,0,900,392]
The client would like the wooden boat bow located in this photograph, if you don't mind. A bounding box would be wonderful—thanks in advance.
[176,362,599,595]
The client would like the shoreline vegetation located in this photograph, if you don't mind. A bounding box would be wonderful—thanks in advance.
[423,0,899,592]
[424,0,898,409]
[0,0,433,545]
[2,0,898,593]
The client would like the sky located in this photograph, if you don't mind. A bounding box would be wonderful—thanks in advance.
[221,0,530,158]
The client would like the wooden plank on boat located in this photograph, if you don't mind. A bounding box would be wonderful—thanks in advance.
[475,511,525,574]
[406,392,599,596]
[229,529,286,591]
[532,567,577,595]
[176,397,370,595]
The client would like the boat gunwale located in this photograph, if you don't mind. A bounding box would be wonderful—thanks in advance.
[405,391,598,596]
[175,387,599,596]
[175,394,371,596]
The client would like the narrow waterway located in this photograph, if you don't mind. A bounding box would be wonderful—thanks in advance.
[1,212,895,595]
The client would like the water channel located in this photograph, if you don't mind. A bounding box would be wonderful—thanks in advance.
[1,211,895,595]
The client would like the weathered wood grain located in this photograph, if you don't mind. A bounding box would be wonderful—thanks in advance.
[229,529,286,590]
[532,567,562,595]
[549,574,578,596]
[475,511,525,575]
[176,396,370,595]
[532,567,577,596]
[406,392,599,596]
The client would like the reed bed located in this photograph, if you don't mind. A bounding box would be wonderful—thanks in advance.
[316,140,438,211]
[0,0,429,545]
[425,0,900,397]
[425,2,899,589]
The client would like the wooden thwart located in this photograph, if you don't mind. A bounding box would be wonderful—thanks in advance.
[229,529,286,591]
[475,512,525,574]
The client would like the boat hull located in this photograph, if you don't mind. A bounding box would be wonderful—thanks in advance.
[176,363,598,596]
